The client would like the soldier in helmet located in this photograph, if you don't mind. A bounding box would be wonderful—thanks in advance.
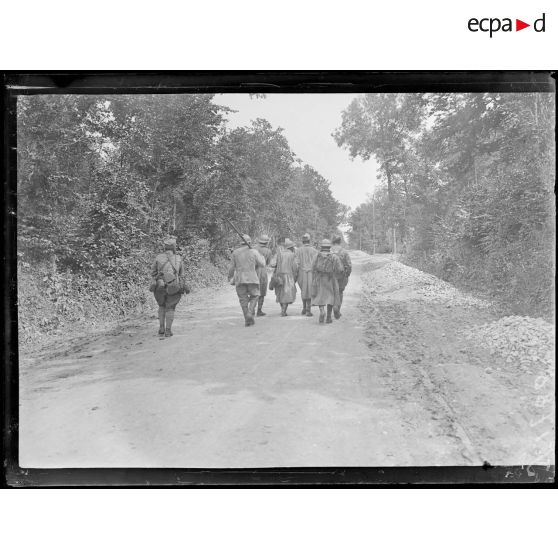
[228,234,266,326]
[310,239,344,324]
[331,234,352,319]
[254,234,273,316]
[151,236,185,337]
[296,233,318,316]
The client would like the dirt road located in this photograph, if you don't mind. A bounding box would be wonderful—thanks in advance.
[19,251,554,468]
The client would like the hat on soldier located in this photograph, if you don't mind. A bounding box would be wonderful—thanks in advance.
[258,234,270,245]
[302,233,311,243]
[163,236,177,247]
[320,238,332,249]
[284,238,295,249]
[331,234,342,245]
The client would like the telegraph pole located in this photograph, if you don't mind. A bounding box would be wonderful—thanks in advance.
[372,194,376,255]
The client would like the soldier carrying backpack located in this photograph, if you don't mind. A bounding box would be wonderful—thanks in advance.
[150,236,189,337]
[310,239,344,324]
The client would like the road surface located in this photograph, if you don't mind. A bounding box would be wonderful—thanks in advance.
[19,251,554,467]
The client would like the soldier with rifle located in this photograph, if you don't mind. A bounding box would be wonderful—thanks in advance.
[227,226,266,327]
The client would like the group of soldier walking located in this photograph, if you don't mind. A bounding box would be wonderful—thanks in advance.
[228,233,352,327]
[151,233,352,335]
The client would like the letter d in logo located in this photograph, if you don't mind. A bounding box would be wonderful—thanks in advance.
[534,13,546,32]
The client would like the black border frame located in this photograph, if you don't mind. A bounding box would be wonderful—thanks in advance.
[2,71,556,487]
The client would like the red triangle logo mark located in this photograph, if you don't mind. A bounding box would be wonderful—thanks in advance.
[516,19,530,31]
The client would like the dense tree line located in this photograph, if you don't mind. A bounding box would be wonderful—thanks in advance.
[16,94,347,342]
[335,93,555,316]
[18,94,347,273]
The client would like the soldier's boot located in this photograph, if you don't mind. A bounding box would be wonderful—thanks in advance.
[318,306,325,323]
[257,296,266,316]
[165,309,175,336]
[158,307,166,335]
[305,299,313,317]
[326,304,333,324]
[280,303,287,317]
[333,305,341,320]
[284,303,289,316]
[301,299,307,315]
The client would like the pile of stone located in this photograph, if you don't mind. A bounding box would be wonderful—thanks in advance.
[377,261,492,309]
[464,315,555,373]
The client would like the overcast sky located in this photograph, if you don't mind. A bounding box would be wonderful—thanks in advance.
[218,94,380,210]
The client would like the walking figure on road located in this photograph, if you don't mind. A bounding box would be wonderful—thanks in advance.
[331,234,352,319]
[151,236,185,337]
[254,234,273,316]
[296,233,318,317]
[228,234,266,327]
[273,238,299,316]
[311,239,344,324]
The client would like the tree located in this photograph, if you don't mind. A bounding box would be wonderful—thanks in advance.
[341,92,555,316]
[333,93,427,248]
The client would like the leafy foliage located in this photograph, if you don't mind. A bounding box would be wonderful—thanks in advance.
[17,94,346,342]
[336,93,555,317]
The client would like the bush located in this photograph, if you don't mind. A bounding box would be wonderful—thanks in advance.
[17,248,228,348]
[403,225,555,319]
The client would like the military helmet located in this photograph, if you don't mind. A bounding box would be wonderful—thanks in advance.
[284,238,295,249]
[331,234,342,245]
[258,234,270,245]
[320,239,332,249]
[302,233,311,243]
[163,236,177,247]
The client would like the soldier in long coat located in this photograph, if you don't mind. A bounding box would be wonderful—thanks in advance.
[254,234,273,316]
[296,233,318,317]
[151,236,185,337]
[331,234,352,319]
[273,238,299,316]
[228,235,266,327]
[311,239,344,324]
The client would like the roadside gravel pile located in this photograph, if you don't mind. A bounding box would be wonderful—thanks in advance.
[463,316,555,373]
[378,261,493,308]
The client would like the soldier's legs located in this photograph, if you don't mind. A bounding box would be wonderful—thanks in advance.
[164,294,181,336]
[301,299,307,315]
[244,284,259,326]
[334,286,344,319]
[157,307,166,334]
[154,288,166,334]
[326,304,333,324]
[257,295,266,316]
[165,309,175,335]
[304,299,313,316]
[248,295,258,320]
[318,305,325,323]
[236,285,250,324]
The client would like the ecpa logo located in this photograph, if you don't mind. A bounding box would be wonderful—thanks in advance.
[468,13,546,37]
